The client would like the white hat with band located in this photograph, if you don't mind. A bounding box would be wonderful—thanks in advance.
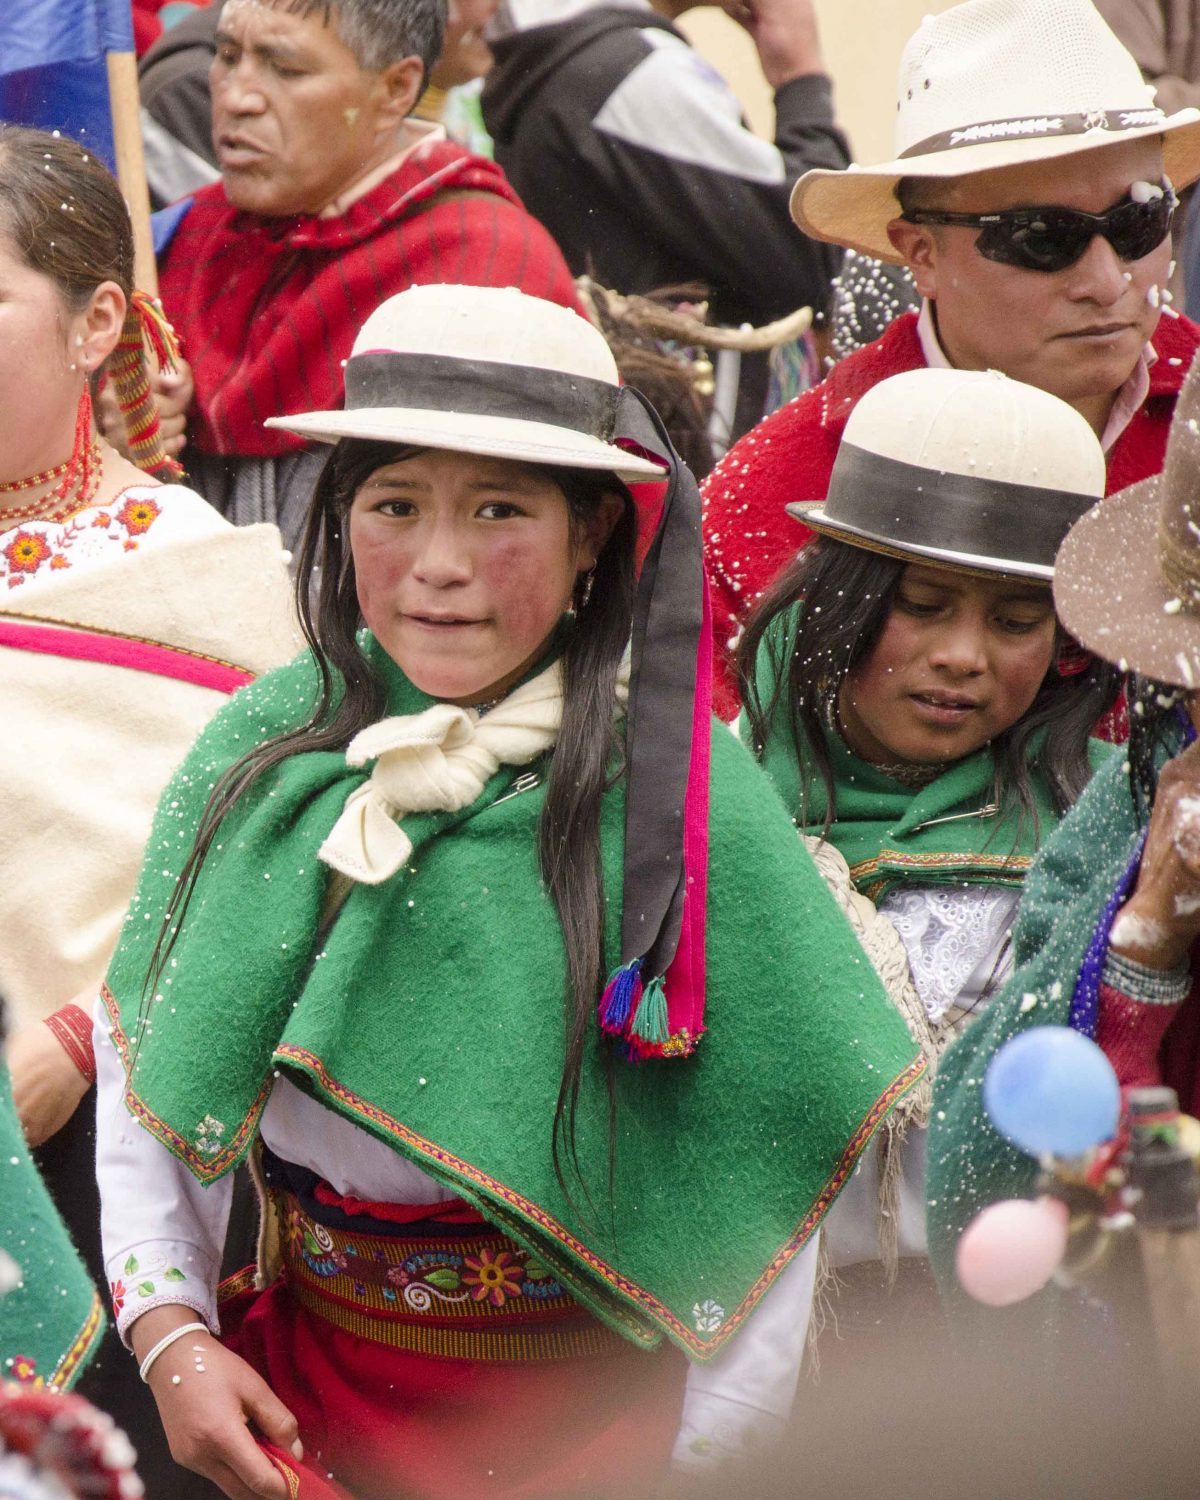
[787,367,1107,579]
[267,284,667,483]
[790,0,1200,264]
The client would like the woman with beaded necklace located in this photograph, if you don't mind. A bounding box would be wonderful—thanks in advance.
[737,367,1121,1369]
[0,125,297,1492]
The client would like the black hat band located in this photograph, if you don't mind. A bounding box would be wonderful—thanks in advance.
[899,107,1165,160]
[346,352,623,441]
[820,443,1098,570]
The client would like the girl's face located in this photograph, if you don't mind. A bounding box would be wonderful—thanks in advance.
[0,231,83,478]
[837,564,1058,766]
[349,448,614,704]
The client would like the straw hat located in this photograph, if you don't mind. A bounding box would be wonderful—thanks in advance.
[787,367,1106,579]
[1055,349,1200,690]
[791,0,1200,264]
[266,284,666,482]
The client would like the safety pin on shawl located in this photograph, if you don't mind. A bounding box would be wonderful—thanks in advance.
[910,802,1001,834]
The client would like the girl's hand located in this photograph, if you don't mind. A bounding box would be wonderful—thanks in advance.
[1111,737,1200,971]
[133,1310,299,1500]
[7,1023,90,1146]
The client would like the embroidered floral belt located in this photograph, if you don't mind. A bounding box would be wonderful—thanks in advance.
[273,1188,626,1363]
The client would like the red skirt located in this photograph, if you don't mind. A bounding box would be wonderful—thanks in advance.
[220,1184,687,1500]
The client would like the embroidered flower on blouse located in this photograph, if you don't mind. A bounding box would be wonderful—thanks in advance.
[9,1355,38,1384]
[116,497,161,535]
[3,531,51,574]
[692,1299,725,1334]
[463,1248,524,1307]
[110,1279,126,1317]
[49,554,70,569]
[194,1114,227,1158]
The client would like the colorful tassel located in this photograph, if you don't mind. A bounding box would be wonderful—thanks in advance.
[108,294,185,482]
[630,975,669,1047]
[599,958,642,1037]
[131,290,181,375]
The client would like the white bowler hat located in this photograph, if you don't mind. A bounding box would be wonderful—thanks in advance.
[787,367,1106,579]
[791,0,1200,264]
[266,284,667,482]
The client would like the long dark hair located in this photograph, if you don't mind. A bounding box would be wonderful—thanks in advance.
[1126,676,1193,822]
[736,539,1121,843]
[145,439,636,1199]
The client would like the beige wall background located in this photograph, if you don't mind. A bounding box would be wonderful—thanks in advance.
[679,0,961,159]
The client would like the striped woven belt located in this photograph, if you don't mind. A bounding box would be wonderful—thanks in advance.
[273,1188,626,1362]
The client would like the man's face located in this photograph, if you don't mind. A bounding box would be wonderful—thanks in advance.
[211,0,421,216]
[887,139,1172,412]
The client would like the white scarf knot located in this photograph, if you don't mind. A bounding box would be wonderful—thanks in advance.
[319,660,566,884]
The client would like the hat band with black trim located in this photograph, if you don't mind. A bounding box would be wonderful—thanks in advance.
[814,444,1098,571]
[899,106,1166,160]
[346,352,622,439]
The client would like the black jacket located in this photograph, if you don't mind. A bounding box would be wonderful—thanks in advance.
[481,5,851,326]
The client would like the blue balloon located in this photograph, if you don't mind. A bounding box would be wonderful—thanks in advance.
[983,1026,1120,1159]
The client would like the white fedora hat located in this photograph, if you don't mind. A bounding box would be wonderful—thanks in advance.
[791,0,1200,264]
[786,367,1106,579]
[266,284,667,483]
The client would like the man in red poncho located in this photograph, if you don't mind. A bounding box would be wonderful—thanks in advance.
[702,0,1200,719]
[151,0,582,549]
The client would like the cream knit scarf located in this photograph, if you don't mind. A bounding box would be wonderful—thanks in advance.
[321,653,630,884]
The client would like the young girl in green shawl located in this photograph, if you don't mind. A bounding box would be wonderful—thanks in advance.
[738,367,1119,1331]
[93,285,921,1500]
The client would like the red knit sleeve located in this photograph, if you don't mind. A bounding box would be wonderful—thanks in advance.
[701,394,837,717]
[1096,982,1182,1092]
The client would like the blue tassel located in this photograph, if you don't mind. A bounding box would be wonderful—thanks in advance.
[599,958,643,1036]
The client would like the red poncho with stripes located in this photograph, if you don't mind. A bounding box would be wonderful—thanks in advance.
[158,139,584,460]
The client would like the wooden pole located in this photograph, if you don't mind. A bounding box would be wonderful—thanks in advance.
[105,49,158,295]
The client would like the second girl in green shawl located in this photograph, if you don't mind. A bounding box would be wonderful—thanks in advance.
[738,367,1121,1347]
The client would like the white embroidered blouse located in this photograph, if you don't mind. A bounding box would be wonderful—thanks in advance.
[95,1009,816,1472]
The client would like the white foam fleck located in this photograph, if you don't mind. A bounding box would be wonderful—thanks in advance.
[1173,793,1200,865]
[1110,909,1172,952]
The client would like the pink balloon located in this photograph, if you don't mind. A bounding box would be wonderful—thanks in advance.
[956,1196,1070,1307]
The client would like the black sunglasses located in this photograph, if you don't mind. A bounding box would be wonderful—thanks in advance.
[901,184,1177,273]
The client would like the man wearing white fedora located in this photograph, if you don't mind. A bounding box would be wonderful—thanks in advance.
[702,0,1200,717]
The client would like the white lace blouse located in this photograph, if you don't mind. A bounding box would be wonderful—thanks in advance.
[822,882,1019,1267]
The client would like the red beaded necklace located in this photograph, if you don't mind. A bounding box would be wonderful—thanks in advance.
[0,386,104,528]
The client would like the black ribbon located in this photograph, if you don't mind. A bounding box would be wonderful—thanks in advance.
[346,353,623,439]
[816,443,1098,571]
[613,390,703,979]
[899,107,1165,160]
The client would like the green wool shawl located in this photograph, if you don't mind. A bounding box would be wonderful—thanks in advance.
[0,1064,104,1389]
[925,735,1154,1300]
[746,609,1112,900]
[103,637,922,1361]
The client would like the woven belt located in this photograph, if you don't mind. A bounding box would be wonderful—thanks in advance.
[273,1189,626,1362]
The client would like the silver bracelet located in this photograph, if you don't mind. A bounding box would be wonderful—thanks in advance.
[138,1320,209,1384]
[1103,947,1191,1006]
